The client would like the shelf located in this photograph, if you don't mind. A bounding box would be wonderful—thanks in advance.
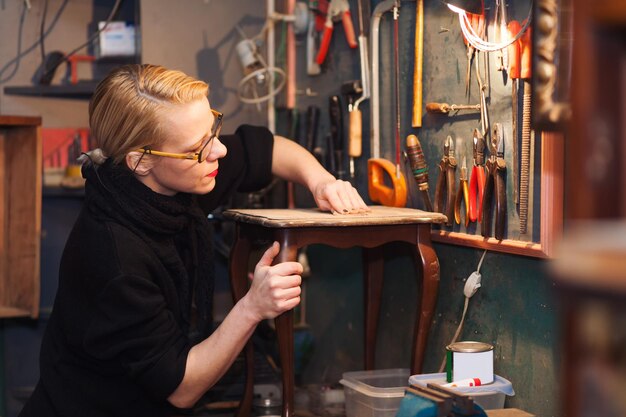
[4,82,100,99]
[42,186,85,198]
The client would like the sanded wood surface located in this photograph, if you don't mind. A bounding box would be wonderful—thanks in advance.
[224,206,447,228]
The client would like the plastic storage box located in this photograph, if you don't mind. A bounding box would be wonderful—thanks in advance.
[409,373,515,410]
[340,369,410,417]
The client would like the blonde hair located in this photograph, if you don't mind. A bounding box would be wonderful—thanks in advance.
[88,64,209,165]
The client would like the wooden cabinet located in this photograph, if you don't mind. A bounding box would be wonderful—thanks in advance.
[0,116,42,318]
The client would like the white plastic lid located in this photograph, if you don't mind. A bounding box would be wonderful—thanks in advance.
[340,368,410,398]
[408,373,515,396]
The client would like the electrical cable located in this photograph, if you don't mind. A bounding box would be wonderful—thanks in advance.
[0,2,28,84]
[437,249,488,373]
[450,1,533,52]
[39,0,124,83]
[0,0,69,84]
[39,0,50,70]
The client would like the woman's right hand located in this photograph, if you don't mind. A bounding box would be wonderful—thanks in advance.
[244,242,303,321]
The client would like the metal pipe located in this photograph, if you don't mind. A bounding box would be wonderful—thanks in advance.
[267,0,276,132]
[370,0,395,159]
[286,0,296,109]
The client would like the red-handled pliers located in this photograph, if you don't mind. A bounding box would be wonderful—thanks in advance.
[316,0,357,65]
[468,128,486,222]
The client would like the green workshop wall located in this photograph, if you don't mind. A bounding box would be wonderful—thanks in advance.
[297,1,559,416]
[301,243,558,417]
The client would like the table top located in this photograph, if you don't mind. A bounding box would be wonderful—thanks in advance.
[223,206,447,228]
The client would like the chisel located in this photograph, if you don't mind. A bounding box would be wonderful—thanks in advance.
[426,102,481,114]
[329,95,345,179]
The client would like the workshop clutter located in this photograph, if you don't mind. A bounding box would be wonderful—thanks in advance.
[409,373,514,411]
[339,368,514,417]
[42,127,92,188]
[228,0,541,245]
[340,368,410,417]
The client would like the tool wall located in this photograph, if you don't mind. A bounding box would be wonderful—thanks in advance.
[371,0,542,245]
[278,2,557,415]
[280,0,548,252]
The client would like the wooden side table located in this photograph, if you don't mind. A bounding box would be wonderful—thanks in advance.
[223,206,447,417]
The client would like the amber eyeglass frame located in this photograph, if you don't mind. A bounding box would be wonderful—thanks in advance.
[135,109,223,163]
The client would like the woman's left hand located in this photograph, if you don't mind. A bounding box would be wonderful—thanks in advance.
[312,179,370,214]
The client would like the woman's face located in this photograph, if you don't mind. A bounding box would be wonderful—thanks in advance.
[142,98,227,196]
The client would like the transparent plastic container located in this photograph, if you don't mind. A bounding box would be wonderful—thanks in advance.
[409,372,515,410]
[339,368,410,417]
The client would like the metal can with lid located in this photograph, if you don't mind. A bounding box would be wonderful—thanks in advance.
[446,341,494,384]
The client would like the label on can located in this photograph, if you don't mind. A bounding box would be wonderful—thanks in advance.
[445,341,494,384]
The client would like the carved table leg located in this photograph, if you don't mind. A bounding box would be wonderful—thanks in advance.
[363,246,385,370]
[411,225,440,374]
[229,225,253,417]
[273,232,298,417]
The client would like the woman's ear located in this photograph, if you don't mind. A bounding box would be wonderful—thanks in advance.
[126,151,153,175]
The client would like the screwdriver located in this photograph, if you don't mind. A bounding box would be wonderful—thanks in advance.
[426,102,481,114]
[406,134,433,212]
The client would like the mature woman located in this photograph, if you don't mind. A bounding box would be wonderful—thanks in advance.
[20,64,367,417]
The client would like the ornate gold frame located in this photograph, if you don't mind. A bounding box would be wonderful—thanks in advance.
[533,0,573,130]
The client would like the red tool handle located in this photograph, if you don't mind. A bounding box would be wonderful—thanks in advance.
[468,165,485,222]
[507,20,521,79]
[342,11,358,48]
[520,25,532,79]
[316,24,334,65]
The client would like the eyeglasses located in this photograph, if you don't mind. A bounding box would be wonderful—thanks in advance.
[135,109,223,164]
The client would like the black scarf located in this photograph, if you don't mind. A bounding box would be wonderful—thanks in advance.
[82,160,214,339]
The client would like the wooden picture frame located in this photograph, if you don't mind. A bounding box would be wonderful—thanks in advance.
[431,132,563,259]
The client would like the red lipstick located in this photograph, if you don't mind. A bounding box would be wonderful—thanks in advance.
[207,169,218,178]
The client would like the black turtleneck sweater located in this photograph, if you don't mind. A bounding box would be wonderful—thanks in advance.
[19,125,274,417]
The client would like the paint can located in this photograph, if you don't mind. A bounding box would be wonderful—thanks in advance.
[446,341,494,384]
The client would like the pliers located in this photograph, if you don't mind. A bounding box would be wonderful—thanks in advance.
[316,0,357,65]
[463,11,485,98]
[434,135,457,226]
[468,128,486,222]
[481,123,507,240]
[454,157,470,227]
